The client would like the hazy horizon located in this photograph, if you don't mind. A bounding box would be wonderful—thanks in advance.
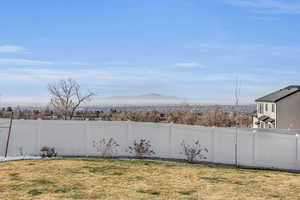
[0,92,255,107]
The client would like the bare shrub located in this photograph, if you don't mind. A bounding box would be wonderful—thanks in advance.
[92,138,120,158]
[18,147,24,157]
[128,139,155,158]
[181,140,208,163]
[40,146,57,158]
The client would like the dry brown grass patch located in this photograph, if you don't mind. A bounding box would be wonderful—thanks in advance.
[0,159,299,200]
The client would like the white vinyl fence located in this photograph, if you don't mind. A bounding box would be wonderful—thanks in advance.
[0,120,299,171]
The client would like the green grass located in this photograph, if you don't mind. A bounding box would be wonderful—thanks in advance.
[8,173,20,181]
[28,189,43,196]
[69,193,89,199]
[137,189,160,195]
[32,178,55,185]
[178,190,195,195]
[200,176,228,183]
[83,165,127,174]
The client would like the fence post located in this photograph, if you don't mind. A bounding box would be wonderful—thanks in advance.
[235,127,239,167]
[211,127,215,163]
[126,120,131,156]
[168,122,173,157]
[252,130,256,166]
[85,121,89,157]
[296,134,299,170]
[36,119,42,156]
[4,112,13,158]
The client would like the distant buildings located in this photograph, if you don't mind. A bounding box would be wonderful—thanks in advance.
[253,85,300,129]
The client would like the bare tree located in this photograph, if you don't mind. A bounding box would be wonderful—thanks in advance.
[48,79,95,120]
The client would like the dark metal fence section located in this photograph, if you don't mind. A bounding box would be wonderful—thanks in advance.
[0,112,13,158]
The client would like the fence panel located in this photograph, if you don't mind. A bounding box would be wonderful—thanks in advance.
[214,128,236,165]
[0,119,12,156]
[0,129,6,156]
[237,129,255,167]
[2,119,299,172]
[87,121,128,157]
[171,125,213,161]
[129,122,170,158]
[39,120,87,156]
[254,131,297,170]
[8,120,38,156]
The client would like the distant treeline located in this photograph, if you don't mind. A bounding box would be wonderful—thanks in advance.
[0,106,253,128]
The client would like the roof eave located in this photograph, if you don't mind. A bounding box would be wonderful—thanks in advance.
[255,99,276,103]
[255,90,300,103]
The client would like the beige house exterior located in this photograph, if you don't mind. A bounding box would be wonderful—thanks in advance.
[253,85,300,129]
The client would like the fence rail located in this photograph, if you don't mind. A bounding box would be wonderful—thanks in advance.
[0,120,300,171]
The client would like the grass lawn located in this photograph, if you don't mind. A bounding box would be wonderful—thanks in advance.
[0,159,299,200]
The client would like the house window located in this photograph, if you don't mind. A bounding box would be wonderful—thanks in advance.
[272,104,275,113]
[265,104,268,112]
[258,103,264,114]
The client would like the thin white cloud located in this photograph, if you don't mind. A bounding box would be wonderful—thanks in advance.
[0,45,26,53]
[175,62,205,68]
[202,73,261,82]
[188,43,300,61]
[225,0,300,14]
[0,67,161,82]
[0,58,52,65]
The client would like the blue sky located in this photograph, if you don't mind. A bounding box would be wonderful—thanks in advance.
[1,0,300,104]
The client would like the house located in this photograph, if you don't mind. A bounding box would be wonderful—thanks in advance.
[253,85,300,129]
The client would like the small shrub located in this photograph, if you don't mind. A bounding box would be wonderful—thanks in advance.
[92,137,119,158]
[18,147,25,157]
[128,139,155,158]
[181,140,208,163]
[40,146,57,158]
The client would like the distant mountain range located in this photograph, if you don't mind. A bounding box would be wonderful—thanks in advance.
[104,93,183,102]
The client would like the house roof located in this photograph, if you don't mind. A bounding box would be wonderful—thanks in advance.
[258,115,269,121]
[255,85,300,103]
[266,118,275,123]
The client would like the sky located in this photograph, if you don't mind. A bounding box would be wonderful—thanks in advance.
[1,0,300,105]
